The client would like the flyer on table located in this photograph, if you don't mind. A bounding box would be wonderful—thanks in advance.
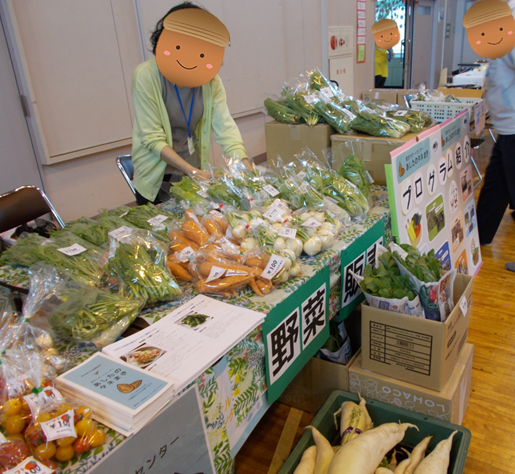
[103,295,265,392]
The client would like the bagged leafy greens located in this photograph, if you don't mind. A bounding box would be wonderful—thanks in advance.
[0,233,47,267]
[170,175,210,206]
[282,80,320,126]
[351,108,411,138]
[123,203,178,241]
[312,91,356,133]
[264,97,303,124]
[53,217,109,247]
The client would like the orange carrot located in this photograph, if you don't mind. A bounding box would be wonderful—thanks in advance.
[202,218,223,239]
[244,256,269,270]
[168,230,199,250]
[255,278,273,295]
[249,278,264,297]
[195,275,254,294]
[184,209,199,222]
[209,213,228,233]
[182,220,209,245]
[167,261,193,281]
[198,261,260,278]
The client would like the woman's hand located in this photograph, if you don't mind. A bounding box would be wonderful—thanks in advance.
[191,169,212,181]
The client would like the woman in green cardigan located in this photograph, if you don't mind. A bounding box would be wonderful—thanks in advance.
[131,2,249,204]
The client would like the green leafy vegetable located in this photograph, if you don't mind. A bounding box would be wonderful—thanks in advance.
[123,204,177,241]
[54,218,109,247]
[170,176,209,206]
[264,98,303,124]
[0,233,46,267]
[351,109,411,138]
[206,181,243,208]
[393,243,443,282]
[336,153,370,199]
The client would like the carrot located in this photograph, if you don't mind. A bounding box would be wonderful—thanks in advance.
[182,220,209,245]
[327,422,418,474]
[167,261,193,281]
[195,275,254,294]
[248,278,264,297]
[184,209,199,222]
[209,212,228,233]
[198,262,260,278]
[203,218,223,239]
[412,431,456,474]
[306,426,334,474]
[245,256,269,270]
[405,436,432,474]
[293,445,317,474]
[168,231,199,250]
[255,278,273,295]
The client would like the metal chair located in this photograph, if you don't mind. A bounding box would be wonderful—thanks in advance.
[0,186,64,234]
[116,154,136,196]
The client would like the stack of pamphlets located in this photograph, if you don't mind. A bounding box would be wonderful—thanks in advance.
[56,352,177,436]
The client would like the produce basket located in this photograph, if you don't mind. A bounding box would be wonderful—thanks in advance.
[278,390,471,474]
[410,98,482,123]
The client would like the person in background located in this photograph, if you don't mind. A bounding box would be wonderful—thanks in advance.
[374,44,389,88]
[131,2,249,205]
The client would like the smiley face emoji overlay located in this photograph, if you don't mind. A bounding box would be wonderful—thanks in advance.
[156,8,230,88]
[372,19,401,49]
[463,0,515,60]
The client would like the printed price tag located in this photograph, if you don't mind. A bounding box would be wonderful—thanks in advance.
[272,199,290,211]
[341,108,356,120]
[263,184,280,197]
[459,295,468,317]
[40,409,76,442]
[24,388,63,415]
[147,215,168,226]
[57,244,87,256]
[394,110,408,116]
[297,171,307,180]
[178,246,195,262]
[206,266,227,283]
[304,94,317,104]
[108,225,132,241]
[263,207,283,222]
[302,217,322,228]
[5,457,54,474]
[197,189,209,198]
[366,171,375,184]
[261,254,286,280]
[320,86,334,98]
[278,227,297,239]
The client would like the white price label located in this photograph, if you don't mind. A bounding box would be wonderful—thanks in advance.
[40,409,76,442]
[341,108,356,120]
[260,254,287,280]
[57,244,87,256]
[108,225,132,241]
[459,295,468,317]
[178,246,195,262]
[304,94,317,104]
[5,457,54,474]
[197,190,209,198]
[302,217,323,228]
[263,185,280,197]
[206,266,227,283]
[272,199,290,211]
[24,388,63,415]
[320,86,334,98]
[394,110,408,116]
[278,227,297,238]
[297,171,307,180]
[263,207,283,222]
[147,215,168,226]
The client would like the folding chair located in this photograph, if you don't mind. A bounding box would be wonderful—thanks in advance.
[116,154,136,196]
[0,186,64,234]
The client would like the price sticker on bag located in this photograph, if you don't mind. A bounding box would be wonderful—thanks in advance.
[459,295,468,317]
[263,207,283,222]
[261,254,286,280]
[304,94,317,104]
[320,86,334,98]
[24,388,63,415]
[278,227,297,238]
[108,225,133,241]
[40,409,76,442]
[57,244,87,256]
[5,457,54,474]
[206,266,227,283]
[272,199,290,211]
[394,110,408,116]
[197,190,209,198]
[178,246,195,262]
[263,184,280,197]
[147,215,168,226]
[302,217,322,228]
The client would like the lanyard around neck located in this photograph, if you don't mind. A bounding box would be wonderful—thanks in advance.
[174,84,195,138]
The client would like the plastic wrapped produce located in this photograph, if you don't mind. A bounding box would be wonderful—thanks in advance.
[123,203,178,241]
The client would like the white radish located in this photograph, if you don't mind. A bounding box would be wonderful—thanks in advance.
[293,445,317,474]
[327,422,418,474]
[306,426,334,474]
[405,436,432,474]
[290,262,302,277]
[300,212,313,222]
[240,237,258,252]
[312,212,325,222]
[394,457,412,474]
[273,237,286,252]
[358,394,373,431]
[232,225,247,240]
[272,223,283,231]
[286,237,303,257]
[389,450,398,471]
[304,236,322,256]
[375,469,395,474]
[319,232,334,250]
[413,431,456,474]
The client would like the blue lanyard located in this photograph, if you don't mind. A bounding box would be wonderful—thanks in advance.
[174,84,195,138]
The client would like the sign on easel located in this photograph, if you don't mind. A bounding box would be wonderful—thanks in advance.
[386,111,482,276]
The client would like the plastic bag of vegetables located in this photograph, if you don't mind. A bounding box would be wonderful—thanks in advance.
[354,249,423,317]
[53,217,109,248]
[104,229,181,306]
[0,233,47,267]
[169,175,210,207]
[351,107,411,138]
[390,243,456,322]
[281,80,320,126]
[263,97,303,124]
[123,203,179,241]
[312,90,356,134]
[23,264,144,348]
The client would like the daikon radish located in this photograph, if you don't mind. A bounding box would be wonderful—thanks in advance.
[405,436,432,474]
[394,457,411,474]
[375,469,395,474]
[327,422,418,474]
[293,445,317,474]
[389,450,398,471]
[333,401,366,444]
[358,394,374,430]
[306,426,334,474]
[413,431,456,474]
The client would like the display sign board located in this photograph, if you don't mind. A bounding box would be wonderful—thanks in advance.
[387,112,482,276]
[90,386,214,474]
[262,266,330,404]
[340,218,385,319]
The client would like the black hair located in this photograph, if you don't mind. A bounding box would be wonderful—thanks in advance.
[150,2,204,56]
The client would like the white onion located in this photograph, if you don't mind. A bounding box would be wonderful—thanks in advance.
[303,236,322,256]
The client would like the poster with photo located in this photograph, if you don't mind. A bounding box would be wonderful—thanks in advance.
[387,111,482,276]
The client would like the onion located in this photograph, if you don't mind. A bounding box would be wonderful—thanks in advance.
[303,236,322,256]
[319,232,334,250]
[240,237,258,252]
[232,225,247,240]
[286,238,303,257]
[289,262,301,277]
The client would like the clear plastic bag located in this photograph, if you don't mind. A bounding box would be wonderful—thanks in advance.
[53,218,109,247]
[263,95,304,124]
[23,264,144,347]
[351,106,411,138]
[105,229,181,306]
[169,175,210,207]
[123,203,178,241]
[282,79,321,126]
[312,90,356,133]
[0,233,47,267]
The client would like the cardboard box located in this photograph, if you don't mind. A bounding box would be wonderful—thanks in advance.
[396,89,420,106]
[265,121,334,164]
[331,132,420,185]
[349,343,474,425]
[278,351,359,414]
[362,89,398,105]
[361,273,473,391]
[437,87,484,99]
